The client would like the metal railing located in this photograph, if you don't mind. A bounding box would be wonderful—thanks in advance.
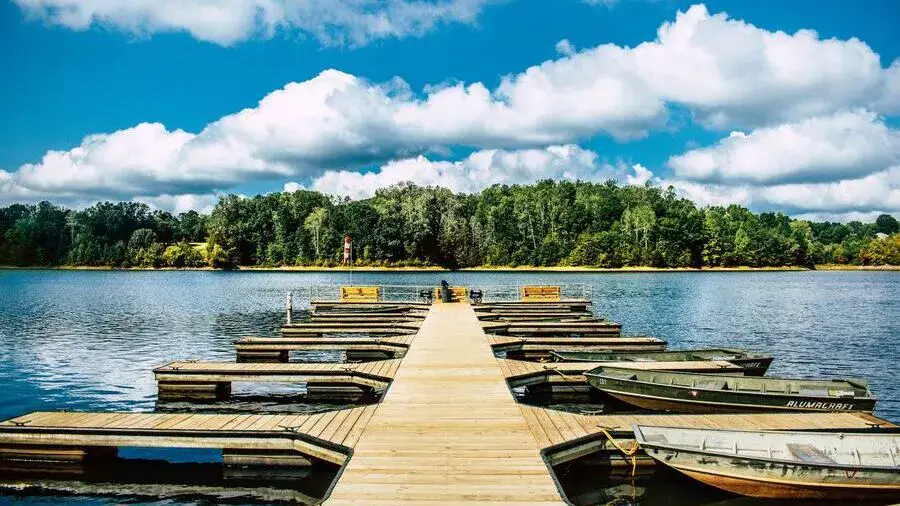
[287,283,591,305]
[291,285,434,304]
[474,284,591,302]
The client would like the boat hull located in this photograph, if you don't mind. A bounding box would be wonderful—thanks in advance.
[647,447,900,500]
[588,375,876,413]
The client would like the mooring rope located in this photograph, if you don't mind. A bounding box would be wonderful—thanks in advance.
[541,365,577,382]
[596,425,640,478]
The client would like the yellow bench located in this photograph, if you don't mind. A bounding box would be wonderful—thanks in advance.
[521,286,561,302]
[434,286,468,303]
[340,286,380,302]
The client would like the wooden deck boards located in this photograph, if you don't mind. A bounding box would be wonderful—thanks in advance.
[0,407,380,466]
[154,360,402,391]
[326,303,565,505]
[517,405,897,465]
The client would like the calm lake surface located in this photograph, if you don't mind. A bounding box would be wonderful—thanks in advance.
[0,269,897,505]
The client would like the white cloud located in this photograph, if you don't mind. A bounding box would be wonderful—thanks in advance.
[1,122,292,202]
[283,182,304,192]
[625,163,653,185]
[135,193,219,214]
[4,4,900,213]
[555,39,575,56]
[794,211,897,223]
[13,0,495,46]
[667,110,900,184]
[644,163,900,218]
[303,145,620,198]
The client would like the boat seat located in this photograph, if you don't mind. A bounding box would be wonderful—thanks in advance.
[786,443,838,465]
[695,380,727,390]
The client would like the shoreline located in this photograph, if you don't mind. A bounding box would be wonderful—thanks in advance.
[1,265,898,272]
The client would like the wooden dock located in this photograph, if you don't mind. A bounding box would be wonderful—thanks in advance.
[325,303,564,504]
[154,360,402,401]
[1,298,896,505]
[234,335,414,362]
[0,407,378,468]
[281,323,420,336]
[482,321,622,336]
[518,406,895,467]
[488,334,667,360]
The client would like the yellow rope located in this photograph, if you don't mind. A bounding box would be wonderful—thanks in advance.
[597,426,640,477]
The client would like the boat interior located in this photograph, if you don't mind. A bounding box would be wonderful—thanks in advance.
[636,426,900,468]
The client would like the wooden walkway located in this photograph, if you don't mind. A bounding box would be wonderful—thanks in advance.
[326,303,564,505]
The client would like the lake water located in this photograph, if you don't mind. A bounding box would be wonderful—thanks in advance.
[0,269,897,504]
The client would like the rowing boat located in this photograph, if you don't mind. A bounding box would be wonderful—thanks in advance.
[634,425,900,499]
[551,348,773,376]
[585,367,876,413]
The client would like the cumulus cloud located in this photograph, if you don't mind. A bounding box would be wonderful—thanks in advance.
[639,163,900,218]
[283,182,304,193]
[555,39,575,56]
[668,110,900,184]
[4,4,900,216]
[13,0,495,46]
[134,193,220,214]
[625,163,653,185]
[299,144,623,199]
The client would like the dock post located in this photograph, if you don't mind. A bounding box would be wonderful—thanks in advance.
[286,291,293,325]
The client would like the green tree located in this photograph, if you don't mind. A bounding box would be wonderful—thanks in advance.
[875,214,899,235]
[304,207,328,259]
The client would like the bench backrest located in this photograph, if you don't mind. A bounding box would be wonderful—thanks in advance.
[340,286,380,302]
[434,286,468,303]
[521,285,561,302]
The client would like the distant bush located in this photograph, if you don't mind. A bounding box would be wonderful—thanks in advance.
[164,242,205,268]
[206,243,234,269]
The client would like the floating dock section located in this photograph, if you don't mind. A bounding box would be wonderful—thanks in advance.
[0,295,895,505]
[0,407,378,469]
[154,360,402,401]
[488,334,667,360]
[234,336,414,362]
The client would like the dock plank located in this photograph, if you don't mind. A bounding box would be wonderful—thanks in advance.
[326,303,564,505]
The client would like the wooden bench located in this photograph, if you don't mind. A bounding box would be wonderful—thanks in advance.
[434,286,467,303]
[340,286,380,302]
[521,285,561,302]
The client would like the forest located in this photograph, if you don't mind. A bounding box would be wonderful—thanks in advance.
[1,181,899,269]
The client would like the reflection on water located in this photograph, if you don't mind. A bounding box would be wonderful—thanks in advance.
[0,456,337,505]
[556,462,899,506]
[0,270,897,504]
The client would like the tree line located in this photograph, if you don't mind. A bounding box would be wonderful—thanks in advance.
[1,181,899,269]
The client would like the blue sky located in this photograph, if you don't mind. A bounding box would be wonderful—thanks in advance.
[1,0,898,221]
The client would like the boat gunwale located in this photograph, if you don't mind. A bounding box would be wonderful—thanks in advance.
[585,367,875,401]
[551,348,773,362]
[634,425,900,473]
